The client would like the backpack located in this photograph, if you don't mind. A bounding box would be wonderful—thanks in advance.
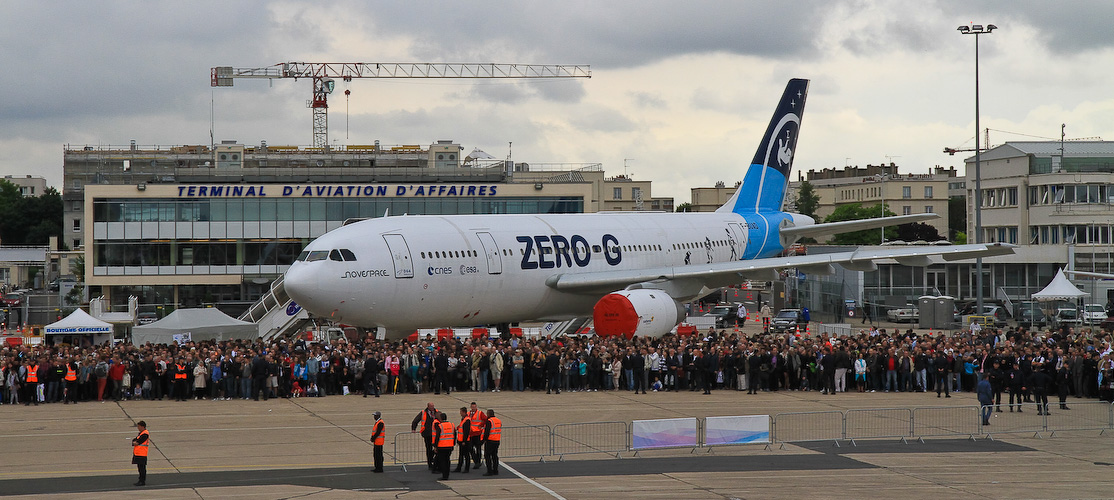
[94,362,108,378]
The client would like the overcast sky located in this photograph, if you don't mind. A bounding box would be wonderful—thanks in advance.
[3,0,1113,204]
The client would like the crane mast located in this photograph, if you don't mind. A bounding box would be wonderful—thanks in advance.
[212,63,592,148]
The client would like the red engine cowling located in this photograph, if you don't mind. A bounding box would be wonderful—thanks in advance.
[593,289,685,339]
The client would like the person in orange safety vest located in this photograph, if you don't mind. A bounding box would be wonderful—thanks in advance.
[483,409,502,476]
[453,407,472,474]
[410,402,439,471]
[369,411,385,473]
[432,412,455,480]
[131,420,150,487]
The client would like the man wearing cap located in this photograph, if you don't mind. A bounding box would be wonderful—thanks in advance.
[131,421,150,486]
[482,409,502,476]
[369,411,385,473]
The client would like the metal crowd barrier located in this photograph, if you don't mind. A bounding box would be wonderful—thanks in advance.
[499,425,553,460]
[552,421,628,458]
[771,411,845,443]
[845,408,913,440]
[911,405,980,438]
[389,402,1114,467]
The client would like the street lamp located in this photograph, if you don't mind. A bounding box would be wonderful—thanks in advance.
[958,22,997,316]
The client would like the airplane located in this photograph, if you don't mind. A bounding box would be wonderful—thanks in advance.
[283,78,1015,339]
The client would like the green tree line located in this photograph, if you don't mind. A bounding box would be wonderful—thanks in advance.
[0,180,64,247]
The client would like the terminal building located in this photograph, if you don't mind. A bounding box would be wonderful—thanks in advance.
[64,140,671,315]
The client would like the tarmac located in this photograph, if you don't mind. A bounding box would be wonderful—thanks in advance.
[1,382,1113,500]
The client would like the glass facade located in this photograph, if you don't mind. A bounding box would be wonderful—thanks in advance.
[93,196,584,223]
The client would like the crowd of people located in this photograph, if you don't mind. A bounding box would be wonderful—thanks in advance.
[1,322,1113,411]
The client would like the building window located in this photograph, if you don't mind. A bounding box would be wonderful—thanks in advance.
[73,239,81,249]
[72,219,80,232]
[924,186,933,199]
[1008,187,1018,206]
[613,187,622,200]
[902,186,911,199]
[72,201,81,211]
[902,206,912,215]
[632,187,642,200]
[924,206,934,213]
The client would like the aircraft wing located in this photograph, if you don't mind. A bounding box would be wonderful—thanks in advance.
[780,213,941,239]
[545,242,1016,295]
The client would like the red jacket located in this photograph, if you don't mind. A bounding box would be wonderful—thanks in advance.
[108,363,126,381]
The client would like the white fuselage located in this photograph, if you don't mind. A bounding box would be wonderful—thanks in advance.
[283,210,789,334]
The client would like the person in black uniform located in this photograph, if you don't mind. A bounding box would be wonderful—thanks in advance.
[1056,359,1072,410]
[988,360,1005,411]
[545,348,561,394]
[1027,361,1052,415]
[631,349,646,394]
[703,348,718,395]
[433,350,450,395]
[934,350,951,398]
[1007,362,1025,412]
[369,411,385,473]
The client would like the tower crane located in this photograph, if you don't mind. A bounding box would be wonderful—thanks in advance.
[211,62,592,149]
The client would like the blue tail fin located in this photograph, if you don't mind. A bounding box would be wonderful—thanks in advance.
[717,78,809,214]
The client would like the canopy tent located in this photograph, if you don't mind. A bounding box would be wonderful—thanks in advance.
[1031,268,1087,301]
[44,309,114,345]
[132,308,256,345]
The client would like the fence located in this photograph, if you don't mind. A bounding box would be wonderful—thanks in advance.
[389,402,1114,465]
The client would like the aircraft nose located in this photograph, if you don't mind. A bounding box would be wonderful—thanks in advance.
[283,263,319,311]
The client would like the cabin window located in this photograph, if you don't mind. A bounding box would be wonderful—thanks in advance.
[340,249,357,261]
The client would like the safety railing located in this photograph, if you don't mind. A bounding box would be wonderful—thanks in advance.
[552,421,628,458]
[389,402,1114,465]
[845,408,913,440]
[770,411,845,443]
[912,405,980,438]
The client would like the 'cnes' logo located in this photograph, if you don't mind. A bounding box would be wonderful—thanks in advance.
[427,266,453,276]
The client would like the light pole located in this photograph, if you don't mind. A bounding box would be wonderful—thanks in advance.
[958,23,997,316]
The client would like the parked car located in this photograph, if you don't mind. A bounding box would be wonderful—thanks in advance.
[705,303,744,328]
[1055,307,1081,326]
[136,311,158,325]
[1016,302,1047,329]
[770,308,806,332]
[963,305,1011,328]
[1,293,22,308]
[1082,304,1107,324]
[886,305,919,323]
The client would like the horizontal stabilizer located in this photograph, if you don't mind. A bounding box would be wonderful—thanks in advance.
[781,213,940,239]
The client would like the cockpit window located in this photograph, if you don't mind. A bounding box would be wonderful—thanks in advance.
[296,251,309,262]
[340,249,357,261]
[329,249,344,261]
[306,250,329,262]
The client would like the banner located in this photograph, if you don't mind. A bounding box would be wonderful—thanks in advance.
[704,415,770,445]
[631,417,698,450]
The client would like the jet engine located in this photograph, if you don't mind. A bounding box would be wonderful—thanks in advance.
[593,289,685,339]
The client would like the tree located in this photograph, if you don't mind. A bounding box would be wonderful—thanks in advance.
[948,196,966,241]
[824,203,896,245]
[0,182,63,247]
[675,202,692,213]
[796,181,820,219]
[895,222,942,242]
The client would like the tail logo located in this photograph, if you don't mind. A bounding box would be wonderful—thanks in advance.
[777,130,793,167]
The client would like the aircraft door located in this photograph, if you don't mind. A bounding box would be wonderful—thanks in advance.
[727,223,748,261]
[476,232,502,274]
[382,234,414,278]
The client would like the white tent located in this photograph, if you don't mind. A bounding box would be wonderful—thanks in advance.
[44,309,114,345]
[132,308,256,345]
[1031,268,1087,301]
